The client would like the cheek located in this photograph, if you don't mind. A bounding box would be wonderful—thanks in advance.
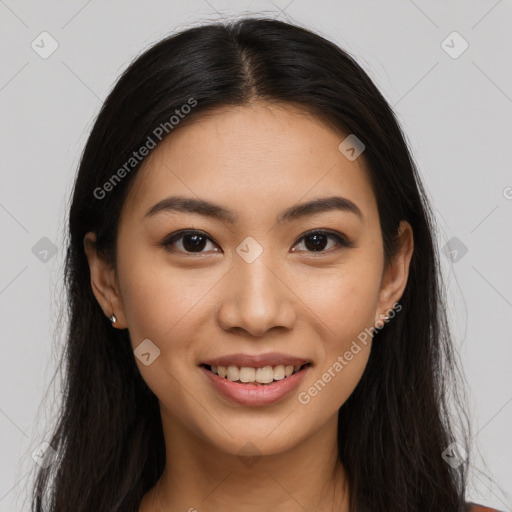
[296,259,381,407]
[307,258,382,345]
[116,242,214,343]
[115,251,216,408]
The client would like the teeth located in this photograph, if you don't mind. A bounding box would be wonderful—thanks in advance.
[207,363,306,384]
[239,367,256,383]
[273,365,285,380]
[227,365,239,381]
[255,366,274,383]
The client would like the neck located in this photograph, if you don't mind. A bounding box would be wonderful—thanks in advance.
[140,412,351,512]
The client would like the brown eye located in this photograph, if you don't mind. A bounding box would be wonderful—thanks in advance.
[162,230,220,254]
[292,230,353,253]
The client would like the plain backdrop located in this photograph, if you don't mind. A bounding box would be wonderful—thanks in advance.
[0,1,511,511]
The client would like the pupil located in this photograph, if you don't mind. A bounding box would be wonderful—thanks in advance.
[305,233,327,252]
[183,234,206,252]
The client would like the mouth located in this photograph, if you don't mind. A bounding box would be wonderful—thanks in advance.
[200,362,312,386]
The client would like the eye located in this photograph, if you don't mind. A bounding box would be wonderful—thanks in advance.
[291,229,353,254]
[161,229,353,255]
[161,230,220,254]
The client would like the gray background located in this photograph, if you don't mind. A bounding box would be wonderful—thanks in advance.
[1,1,511,510]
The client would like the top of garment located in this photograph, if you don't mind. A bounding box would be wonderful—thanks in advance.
[466,502,503,512]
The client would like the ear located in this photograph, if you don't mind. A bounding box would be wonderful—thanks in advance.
[374,220,414,325]
[83,232,127,329]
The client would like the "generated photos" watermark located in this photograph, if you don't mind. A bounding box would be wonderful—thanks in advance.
[93,97,197,200]
[298,302,402,405]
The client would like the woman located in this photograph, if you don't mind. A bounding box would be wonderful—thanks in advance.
[30,16,501,512]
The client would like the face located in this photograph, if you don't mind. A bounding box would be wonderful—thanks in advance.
[85,101,413,458]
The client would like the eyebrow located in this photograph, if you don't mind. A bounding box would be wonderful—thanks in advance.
[144,195,363,224]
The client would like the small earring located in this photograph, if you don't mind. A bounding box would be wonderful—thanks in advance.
[108,314,117,326]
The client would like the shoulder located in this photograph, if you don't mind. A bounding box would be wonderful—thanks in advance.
[466,502,504,512]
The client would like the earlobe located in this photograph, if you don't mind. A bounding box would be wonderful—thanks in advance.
[83,232,127,329]
[375,220,414,325]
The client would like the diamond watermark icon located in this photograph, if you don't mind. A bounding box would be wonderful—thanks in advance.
[441,31,468,59]
[442,237,468,263]
[31,441,58,469]
[338,134,365,161]
[236,236,263,264]
[32,237,57,263]
[237,441,263,468]
[441,442,467,468]
[134,339,161,366]
[31,31,59,59]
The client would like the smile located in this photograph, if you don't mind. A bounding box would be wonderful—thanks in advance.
[202,363,311,385]
[199,362,312,406]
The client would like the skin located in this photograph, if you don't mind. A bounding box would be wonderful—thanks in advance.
[84,101,414,512]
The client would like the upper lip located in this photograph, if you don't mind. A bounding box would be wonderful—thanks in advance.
[200,352,311,368]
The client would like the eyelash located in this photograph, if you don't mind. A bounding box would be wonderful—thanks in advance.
[160,229,354,255]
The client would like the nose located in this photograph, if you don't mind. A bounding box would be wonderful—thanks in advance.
[216,252,296,338]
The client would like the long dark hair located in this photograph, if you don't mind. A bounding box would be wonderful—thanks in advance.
[30,16,471,512]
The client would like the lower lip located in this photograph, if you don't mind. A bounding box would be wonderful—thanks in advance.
[200,365,310,406]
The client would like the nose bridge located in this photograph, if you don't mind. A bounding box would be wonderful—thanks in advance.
[238,250,280,304]
[216,239,295,336]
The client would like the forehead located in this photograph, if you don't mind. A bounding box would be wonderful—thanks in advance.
[121,102,377,225]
